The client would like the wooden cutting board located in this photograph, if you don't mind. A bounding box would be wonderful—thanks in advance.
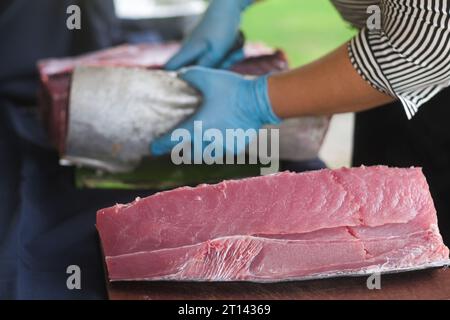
[106,268,450,300]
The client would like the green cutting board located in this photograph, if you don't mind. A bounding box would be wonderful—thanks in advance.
[76,156,265,190]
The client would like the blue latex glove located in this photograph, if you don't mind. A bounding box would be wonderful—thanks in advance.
[165,0,254,70]
[151,67,281,157]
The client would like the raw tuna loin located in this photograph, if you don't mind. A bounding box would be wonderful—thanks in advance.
[97,166,450,282]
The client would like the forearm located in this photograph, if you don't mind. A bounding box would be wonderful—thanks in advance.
[268,43,395,118]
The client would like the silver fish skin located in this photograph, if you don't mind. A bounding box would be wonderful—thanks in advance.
[64,66,201,172]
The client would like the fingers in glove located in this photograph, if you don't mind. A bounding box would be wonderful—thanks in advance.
[165,42,207,71]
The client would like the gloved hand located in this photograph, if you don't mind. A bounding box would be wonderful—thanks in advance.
[165,0,254,70]
[151,67,281,157]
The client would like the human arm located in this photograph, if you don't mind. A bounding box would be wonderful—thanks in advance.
[268,42,394,118]
[152,0,450,155]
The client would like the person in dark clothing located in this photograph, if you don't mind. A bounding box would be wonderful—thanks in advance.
[0,0,144,300]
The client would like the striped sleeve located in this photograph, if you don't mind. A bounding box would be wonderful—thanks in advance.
[332,0,450,119]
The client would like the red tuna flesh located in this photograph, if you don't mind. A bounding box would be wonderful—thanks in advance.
[97,166,450,282]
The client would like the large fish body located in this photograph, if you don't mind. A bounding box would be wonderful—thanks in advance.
[39,43,331,174]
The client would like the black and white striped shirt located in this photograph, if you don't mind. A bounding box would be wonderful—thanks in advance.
[330,0,450,119]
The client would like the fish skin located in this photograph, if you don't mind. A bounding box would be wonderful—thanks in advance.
[66,67,201,172]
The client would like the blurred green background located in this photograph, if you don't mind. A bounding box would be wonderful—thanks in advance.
[242,0,356,67]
